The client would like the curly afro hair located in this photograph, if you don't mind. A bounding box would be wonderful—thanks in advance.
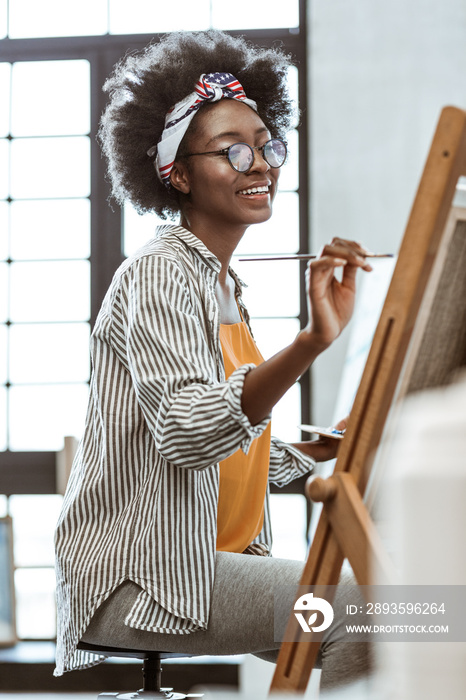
[98,30,297,219]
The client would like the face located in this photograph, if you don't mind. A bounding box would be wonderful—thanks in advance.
[171,99,280,232]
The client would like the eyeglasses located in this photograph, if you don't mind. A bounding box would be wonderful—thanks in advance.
[181,138,287,173]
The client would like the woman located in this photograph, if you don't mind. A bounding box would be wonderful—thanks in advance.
[54,30,372,690]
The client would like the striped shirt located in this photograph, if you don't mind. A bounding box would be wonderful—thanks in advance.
[54,224,315,675]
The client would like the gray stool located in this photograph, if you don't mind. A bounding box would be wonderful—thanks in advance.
[77,640,203,699]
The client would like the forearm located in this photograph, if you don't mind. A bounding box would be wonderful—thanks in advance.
[241,330,329,426]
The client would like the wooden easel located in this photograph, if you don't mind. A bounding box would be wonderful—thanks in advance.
[270,106,466,694]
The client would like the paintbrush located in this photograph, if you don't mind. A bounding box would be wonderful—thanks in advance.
[238,253,394,262]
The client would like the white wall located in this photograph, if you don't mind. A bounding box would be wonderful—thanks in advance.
[308,0,466,424]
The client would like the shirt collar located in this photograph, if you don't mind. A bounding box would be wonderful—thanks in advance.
[155,224,247,288]
[156,224,220,270]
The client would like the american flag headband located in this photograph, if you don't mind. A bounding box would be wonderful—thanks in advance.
[147,72,258,189]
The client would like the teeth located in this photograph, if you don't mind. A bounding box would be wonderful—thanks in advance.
[239,186,269,195]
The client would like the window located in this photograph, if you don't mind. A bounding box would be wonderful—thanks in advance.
[2,0,299,39]
[2,59,91,452]
[0,0,309,639]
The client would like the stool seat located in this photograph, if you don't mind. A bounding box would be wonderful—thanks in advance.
[77,640,192,661]
[77,641,203,699]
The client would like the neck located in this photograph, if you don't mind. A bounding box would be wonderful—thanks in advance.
[179,212,247,283]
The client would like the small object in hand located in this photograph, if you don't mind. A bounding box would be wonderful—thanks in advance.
[298,424,345,440]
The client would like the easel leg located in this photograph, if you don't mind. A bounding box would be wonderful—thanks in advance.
[270,520,344,694]
[270,473,394,694]
[310,473,395,588]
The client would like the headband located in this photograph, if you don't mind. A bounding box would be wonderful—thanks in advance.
[147,72,258,188]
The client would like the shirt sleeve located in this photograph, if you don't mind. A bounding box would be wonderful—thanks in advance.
[268,436,315,487]
[117,254,270,470]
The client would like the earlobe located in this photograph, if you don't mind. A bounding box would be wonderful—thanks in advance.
[170,162,191,194]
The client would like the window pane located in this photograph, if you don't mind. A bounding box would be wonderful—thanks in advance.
[11,136,90,199]
[0,139,8,199]
[11,199,90,260]
[10,323,90,383]
[234,191,299,256]
[235,259,300,317]
[123,203,165,258]
[0,262,8,322]
[9,383,89,450]
[9,495,62,567]
[108,0,210,34]
[14,568,56,639]
[249,317,300,360]
[279,129,299,193]
[270,494,307,560]
[9,0,107,38]
[10,260,90,322]
[11,60,90,137]
[247,320,302,445]
[0,201,8,259]
[212,0,299,30]
[0,63,10,136]
[0,323,7,383]
[0,1,6,39]
[272,382,301,442]
[0,386,6,450]
[0,495,7,516]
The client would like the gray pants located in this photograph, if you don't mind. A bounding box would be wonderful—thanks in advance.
[82,552,371,692]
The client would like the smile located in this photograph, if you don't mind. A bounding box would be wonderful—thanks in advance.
[237,185,270,196]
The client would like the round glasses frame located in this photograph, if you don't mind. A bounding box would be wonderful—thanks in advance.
[181,138,288,173]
